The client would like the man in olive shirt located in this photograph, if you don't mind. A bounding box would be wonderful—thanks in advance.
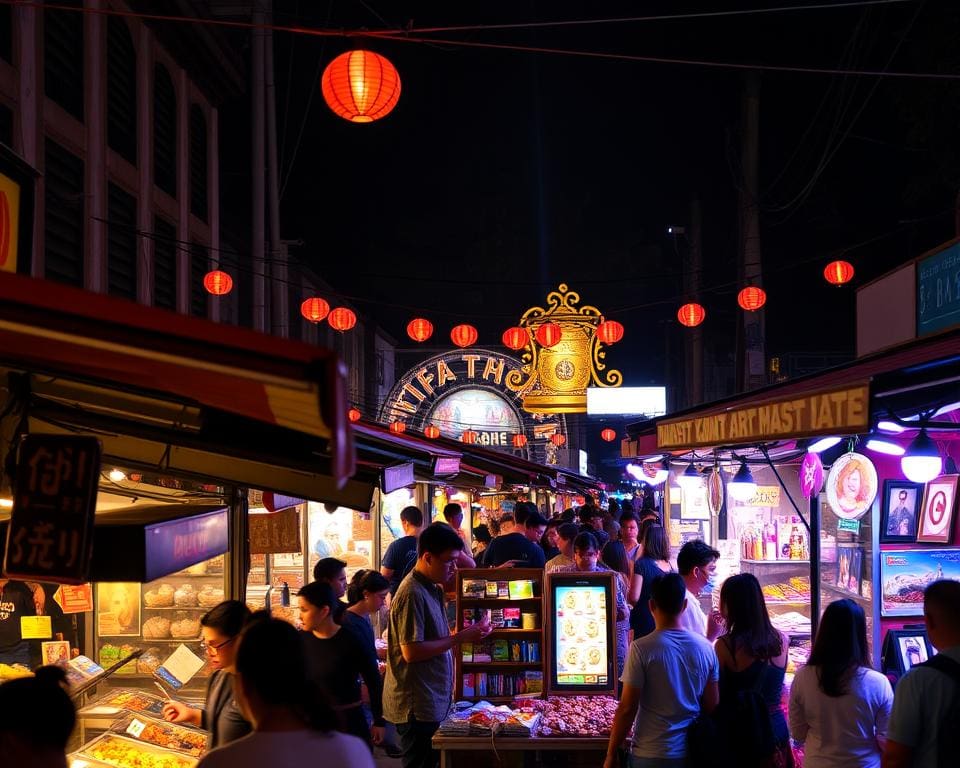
[383,523,492,768]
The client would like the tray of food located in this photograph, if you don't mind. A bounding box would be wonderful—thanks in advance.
[69,755,118,768]
[78,688,167,718]
[76,733,198,768]
[109,714,207,756]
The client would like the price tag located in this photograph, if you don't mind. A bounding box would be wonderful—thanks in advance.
[126,718,146,738]
[838,518,861,535]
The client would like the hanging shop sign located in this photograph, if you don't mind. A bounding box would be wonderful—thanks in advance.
[656,383,870,450]
[143,508,229,582]
[826,452,878,520]
[4,435,101,584]
[800,452,825,499]
[382,462,416,494]
[249,507,302,554]
[0,144,37,275]
[917,240,960,337]
[381,350,565,464]
[434,456,461,476]
[510,284,623,414]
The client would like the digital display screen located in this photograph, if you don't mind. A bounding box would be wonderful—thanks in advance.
[552,584,609,686]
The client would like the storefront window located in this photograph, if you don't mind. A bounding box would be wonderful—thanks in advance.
[307,502,373,583]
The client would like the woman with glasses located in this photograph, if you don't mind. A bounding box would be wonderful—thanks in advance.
[162,600,252,747]
[299,580,385,749]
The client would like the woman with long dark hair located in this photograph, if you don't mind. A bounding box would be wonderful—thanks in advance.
[298,581,385,749]
[197,618,373,768]
[628,525,673,640]
[788,599,893,767]
[715,573,793,767]
[601,540,632,678]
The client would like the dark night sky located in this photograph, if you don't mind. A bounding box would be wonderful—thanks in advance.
[265,1,960,391]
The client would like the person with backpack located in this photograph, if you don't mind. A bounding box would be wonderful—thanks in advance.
[789,599,893,768]
[884,579,960,768]
[603,572,719,768]
[714,573,794,767]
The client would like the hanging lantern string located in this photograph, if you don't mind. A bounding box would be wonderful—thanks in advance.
[86,213,942,322]
[9,1,952,81]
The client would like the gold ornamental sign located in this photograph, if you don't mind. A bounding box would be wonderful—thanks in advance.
[507,284,622,414]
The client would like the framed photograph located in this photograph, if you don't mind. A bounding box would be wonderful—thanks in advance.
[95,582,141,637]
[880,481,924,543]
[880,549,960,616]
[917,474,958,544]
[41,640,70,665]
[836,545,863,595]
[881,628,935,676]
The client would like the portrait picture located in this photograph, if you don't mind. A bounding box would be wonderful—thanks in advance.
[826,452,878,520]
[917,474,958,544]
[95,582,141,637]
[880,481,923,544]
[898,635,929,671]
[41,640,70,665]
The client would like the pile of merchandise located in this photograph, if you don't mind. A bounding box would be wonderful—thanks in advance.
[514,696,620,737]
[438,702,541,737]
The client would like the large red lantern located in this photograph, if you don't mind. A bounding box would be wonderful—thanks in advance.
[450,324,478,348]
[328,307,357,331]
[407,318,434,343]
[550,433,567,447]
[461,430,479,444]
[512,434,528,448]
[601,428,617,442]
[348,407,361,423]
[203,270,233,296]
[824,260,854,286]
[535,322,562,348]
[677,303,706,327]
[301,297,330,323]
[502,326,528,351]
[389,420,406,434]
[423,425,440,439]
[596,319,624,345]
[738,286,767,312]
[321,50,401,124]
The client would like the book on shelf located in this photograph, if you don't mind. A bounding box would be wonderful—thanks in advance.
[461,643,473,663]
[492,640,509,661]
[508,580,534,600]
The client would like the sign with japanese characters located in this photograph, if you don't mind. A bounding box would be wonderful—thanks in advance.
[4,435,100,584]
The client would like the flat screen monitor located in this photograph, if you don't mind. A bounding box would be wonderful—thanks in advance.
[545,571,616,696]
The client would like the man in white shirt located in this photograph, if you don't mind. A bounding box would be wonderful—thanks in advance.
[676,540,723,641]
[604,572,719,768]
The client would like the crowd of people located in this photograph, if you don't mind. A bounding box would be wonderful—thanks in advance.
[2,496,958,768]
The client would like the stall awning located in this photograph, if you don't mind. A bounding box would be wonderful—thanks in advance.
[625,327,960,457]
[0,273,369,507]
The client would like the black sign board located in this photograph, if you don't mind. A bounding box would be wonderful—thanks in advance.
[4,435,100,584]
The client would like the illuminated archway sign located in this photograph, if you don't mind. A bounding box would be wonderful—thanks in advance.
[380,350,565,463]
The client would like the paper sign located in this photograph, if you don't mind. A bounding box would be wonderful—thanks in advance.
[54,583,94,613]
[838,518,861,534]
[126,718,147,738]
[21,615,53,639]
[155,644,206,690]
[41,640,70,665]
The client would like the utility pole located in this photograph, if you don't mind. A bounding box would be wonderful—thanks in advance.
[737,70,765,392]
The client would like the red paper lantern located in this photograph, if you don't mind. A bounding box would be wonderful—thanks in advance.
[596,320,624,345]
[450,324,478,348]
[203,270,233,296]
[512,434,528,448]
[301,297,330,323]
[677,303,706,327]
[321,50,401,124]
[461,430,479,444]
[502,326,529,351]
[328,307,357,331]
[824,260,855,286]
[389,420,406,434]
[550,433,567,447]
[601,428,617,442]
[535,322,562,348]
[407,318,434,343]
[347,407,361,423]
[423,425,441,439]
[737,286,767,312]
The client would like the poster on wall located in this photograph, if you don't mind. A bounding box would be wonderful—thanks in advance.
[917,474,958,544]
[96,583,142,637]
[826,452,878,520]
[880,549,960,617]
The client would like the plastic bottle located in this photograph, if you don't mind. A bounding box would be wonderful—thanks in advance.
[281,581,290,607]
[765,524,777,561]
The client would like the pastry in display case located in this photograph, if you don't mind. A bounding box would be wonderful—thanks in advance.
[94,556,226,689]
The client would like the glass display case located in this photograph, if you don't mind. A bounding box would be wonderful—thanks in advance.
[92,555,227,696]
[307,502,374,583]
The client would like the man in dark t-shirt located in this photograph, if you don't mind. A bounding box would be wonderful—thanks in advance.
[0,580,37,666]
[381,505,423,595]
[483,513,547,568]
